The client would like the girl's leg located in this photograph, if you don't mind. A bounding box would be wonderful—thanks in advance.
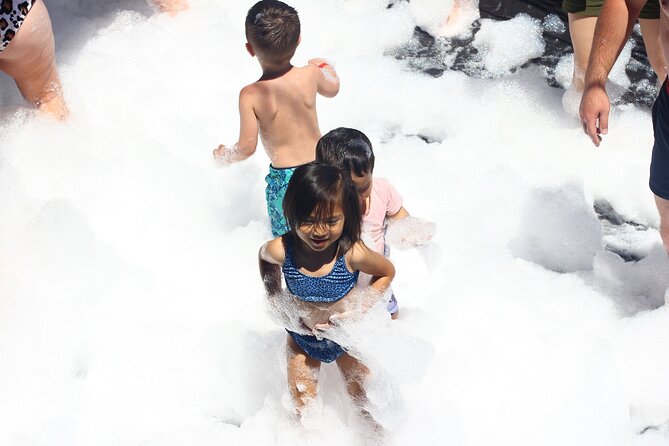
[336,352,370,404]
[638,19,667,83]
[286,335,321,413]
[336,352,383,436]
[0,0,68,119]
[567,13,598,92]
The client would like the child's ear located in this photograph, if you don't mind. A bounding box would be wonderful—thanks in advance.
[245,42,255,57]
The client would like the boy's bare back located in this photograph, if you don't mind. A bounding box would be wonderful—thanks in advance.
[213,1,338,169]
[244,62,337,168]
[216,59,338,168]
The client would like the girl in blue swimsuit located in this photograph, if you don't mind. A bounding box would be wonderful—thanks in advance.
[259,162,395,417]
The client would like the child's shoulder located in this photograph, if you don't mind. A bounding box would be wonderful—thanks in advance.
[240,81,264,97]
[261,236,287,264]
[345,240,373,263]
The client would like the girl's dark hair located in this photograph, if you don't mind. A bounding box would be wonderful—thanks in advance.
[283,163,361,254]
[315,127,375,177]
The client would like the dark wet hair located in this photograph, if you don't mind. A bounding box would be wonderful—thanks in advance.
[245,1,300,61]
[315,127,375,177]
[283,163,361,254]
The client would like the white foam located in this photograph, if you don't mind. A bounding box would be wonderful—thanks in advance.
[0,0,668,445]
[473,14,545,76]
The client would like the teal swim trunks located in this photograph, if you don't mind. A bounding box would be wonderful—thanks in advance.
[265,164,299,237]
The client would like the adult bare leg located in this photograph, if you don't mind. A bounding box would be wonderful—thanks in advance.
[0,0,67,119]
[568,13,598,92]
[639,18,667,83]
[654,194,669,254]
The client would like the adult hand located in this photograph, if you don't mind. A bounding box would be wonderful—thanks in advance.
[579,84,610,147]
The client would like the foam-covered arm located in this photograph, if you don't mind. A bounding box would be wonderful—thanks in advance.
[385,215,436,249]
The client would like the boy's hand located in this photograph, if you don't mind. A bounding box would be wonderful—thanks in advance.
[308,58,328,68]
[386,216,436,249]
[213,144,234,166]
[309,58,340,96]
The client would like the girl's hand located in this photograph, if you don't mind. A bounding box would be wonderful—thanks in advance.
[312,322,332,333]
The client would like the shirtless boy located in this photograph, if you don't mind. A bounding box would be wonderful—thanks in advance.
[580,0,669,253]
[213,0,340,237]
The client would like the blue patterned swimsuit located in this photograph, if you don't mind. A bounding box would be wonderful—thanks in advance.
[283,236,359,363]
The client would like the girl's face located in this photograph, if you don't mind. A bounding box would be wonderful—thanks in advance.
[295,203,345,252]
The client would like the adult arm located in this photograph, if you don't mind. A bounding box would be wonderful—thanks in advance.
[580,0,646,146]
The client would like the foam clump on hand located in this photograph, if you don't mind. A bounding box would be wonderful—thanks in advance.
[213,144,239,166]
[385,216,436,250]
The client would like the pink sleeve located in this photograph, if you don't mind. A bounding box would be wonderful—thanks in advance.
[376,178,403,216]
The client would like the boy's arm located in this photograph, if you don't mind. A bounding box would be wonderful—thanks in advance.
[308,58,340,98]
[213,87,259,165]
[258,238,285,296]
[386,207,436,248]
[387,206,410,222]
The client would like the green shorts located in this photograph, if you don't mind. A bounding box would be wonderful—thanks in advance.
[562,0,659,19]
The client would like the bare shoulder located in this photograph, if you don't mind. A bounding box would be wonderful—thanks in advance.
[260,237,286,265]
[240,82,263,101]
[346,240,372,264]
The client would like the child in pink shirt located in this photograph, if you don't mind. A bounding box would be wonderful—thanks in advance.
[316,127,434,319]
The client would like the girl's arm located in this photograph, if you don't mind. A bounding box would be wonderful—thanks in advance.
[258,238,285,296]
[348,241,395,294]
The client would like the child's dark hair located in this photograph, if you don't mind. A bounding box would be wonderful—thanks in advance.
[283,163,361,254]
[245,1,300,61]
[315,127,375,176]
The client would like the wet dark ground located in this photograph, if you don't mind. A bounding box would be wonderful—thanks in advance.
[389,0,658,107]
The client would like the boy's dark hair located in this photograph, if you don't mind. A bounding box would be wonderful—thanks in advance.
[315,127,375,177]
[245,1,300,61]
[283,163,361,254]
